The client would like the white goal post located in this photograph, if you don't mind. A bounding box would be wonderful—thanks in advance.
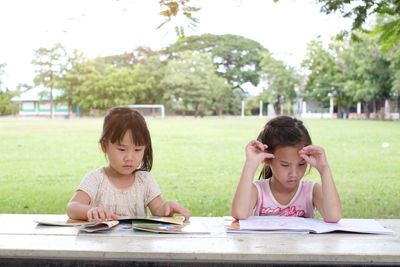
[127,104,165,118]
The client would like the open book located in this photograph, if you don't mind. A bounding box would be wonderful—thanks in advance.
[34,215,185,233]
[226,216,393,235]
[132,220,210,234]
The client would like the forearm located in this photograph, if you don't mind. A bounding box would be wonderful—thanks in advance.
[319,166,342,222]
[66,201,91,221]
[231,161,258,219]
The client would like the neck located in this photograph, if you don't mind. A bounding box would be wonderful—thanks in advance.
[105,165,132,180]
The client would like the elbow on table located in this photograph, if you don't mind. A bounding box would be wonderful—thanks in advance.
[323,212,342,223]
[66,202,79,220]
[231,209,250,221]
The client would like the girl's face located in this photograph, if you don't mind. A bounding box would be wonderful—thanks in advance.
[269,145,308,190]
[102,131,145,178]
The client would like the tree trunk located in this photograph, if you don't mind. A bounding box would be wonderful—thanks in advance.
[50,88,54,119]
[363,101,370,119]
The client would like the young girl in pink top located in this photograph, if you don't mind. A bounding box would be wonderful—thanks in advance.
[231,116,342,222]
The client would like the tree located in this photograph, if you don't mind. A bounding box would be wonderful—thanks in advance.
[130,55,168,104]
[301,37,341,111]
[161,51,229,116]
[0,63,6,90]
[330,30,395,118]
[101,46,161,67]
[166,34,268,89]
[317,0,400,53]
[74,61,140,111]
[32,43,67,119]
[56,49,86,116]
[0,64,19,115]
[260,52,300,115]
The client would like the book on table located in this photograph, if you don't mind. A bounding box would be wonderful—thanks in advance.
[131,220,210,234]
[225,216,393,235]
[34,215,186,232]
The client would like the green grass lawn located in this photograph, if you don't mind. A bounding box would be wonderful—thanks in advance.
[0,116,399,218]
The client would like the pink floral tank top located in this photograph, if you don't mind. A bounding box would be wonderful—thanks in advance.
[253,179,315,218]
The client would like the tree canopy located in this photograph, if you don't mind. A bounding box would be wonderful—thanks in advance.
[317,0,400,53]
[166,34,268,89]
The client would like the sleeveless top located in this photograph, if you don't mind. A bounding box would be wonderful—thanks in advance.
[253,179,315,218]
[77,168,161,217]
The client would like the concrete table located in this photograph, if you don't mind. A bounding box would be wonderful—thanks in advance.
[0,214,399,266]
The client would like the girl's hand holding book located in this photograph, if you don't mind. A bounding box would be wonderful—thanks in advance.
[87,206,119,222]
[156,201,191,221]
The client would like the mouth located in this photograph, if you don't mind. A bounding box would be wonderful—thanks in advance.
[122,165,134,168]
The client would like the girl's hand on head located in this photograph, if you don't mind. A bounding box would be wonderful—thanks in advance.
[298,145,329,172]
[87,206,118,222]
[245,140,274,165]
[159,201,191,221]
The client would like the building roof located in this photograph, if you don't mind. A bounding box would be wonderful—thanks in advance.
[11,86,64,102]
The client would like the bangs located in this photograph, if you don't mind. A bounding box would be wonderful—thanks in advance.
[107,118,148,146]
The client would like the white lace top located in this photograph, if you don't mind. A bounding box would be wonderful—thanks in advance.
[77,168,161,217]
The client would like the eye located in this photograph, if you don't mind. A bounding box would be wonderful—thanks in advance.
[135,148,144,152]
[281,164,289,167]
[118,148,126,152]
[299,163,306,166]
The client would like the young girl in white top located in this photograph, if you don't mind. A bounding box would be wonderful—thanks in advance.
[231,116,342,222]
[67,107,190,222]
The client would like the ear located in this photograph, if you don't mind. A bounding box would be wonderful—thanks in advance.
[100,141,107,153]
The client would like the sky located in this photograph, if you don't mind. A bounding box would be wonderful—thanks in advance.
[0,0,352,91]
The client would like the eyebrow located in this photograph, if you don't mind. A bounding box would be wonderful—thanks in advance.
[116,142,145,148]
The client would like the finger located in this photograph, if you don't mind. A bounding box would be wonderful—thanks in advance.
[98,208,107,221]
[111,213,119,220]
[163,204,171,216]
[91,209,99,221]
[172,204,191,221]
[180,208,191,221]
[105,210,113,221]
[299,153,311,163]
[300,145,322,155]
[256,141,268,152]
[262,152,275,159]
[87,210,93,221]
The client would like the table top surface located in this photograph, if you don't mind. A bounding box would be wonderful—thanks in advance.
[0,214,399,264]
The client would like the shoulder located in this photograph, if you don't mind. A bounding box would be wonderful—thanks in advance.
[302,180,315,188]
[134,171,161,196]
[253,179,269,195]
[253,179,268,189]
[134,171,157,184]
[81,168,105,185]
[254,179,268,186]
[135,171,153,179]
[85,167,104,178]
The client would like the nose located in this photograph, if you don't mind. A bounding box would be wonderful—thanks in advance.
[289,166,298,178]
[124,150,135,162]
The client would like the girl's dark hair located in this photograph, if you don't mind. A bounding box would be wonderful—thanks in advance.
[257,116,312,179]
[100,106,153,172]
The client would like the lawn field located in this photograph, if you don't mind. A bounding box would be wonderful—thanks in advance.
[0,116,399,218]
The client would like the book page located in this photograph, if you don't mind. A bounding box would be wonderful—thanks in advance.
[117,215,185,225]
[237,216,393,235]
[75,220,119,233]
[132,221,210,234]
[239,216,313,232]
[311,218,394,234]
